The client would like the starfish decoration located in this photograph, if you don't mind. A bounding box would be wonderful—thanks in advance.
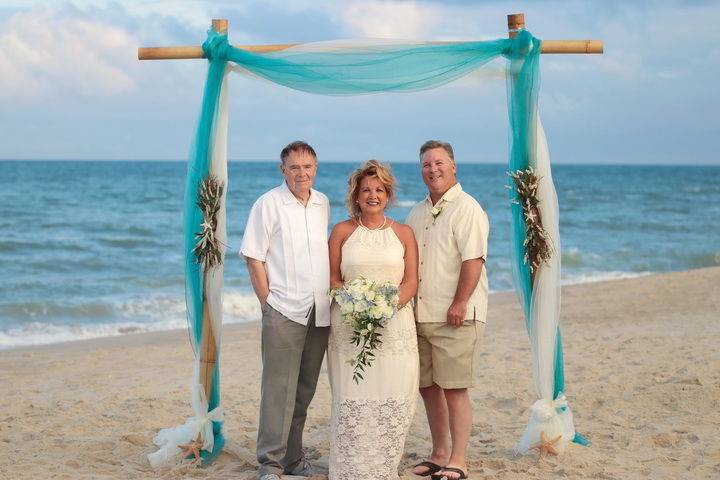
[524,207,538,223]
[529,431,562,458]
[178,433,203,464]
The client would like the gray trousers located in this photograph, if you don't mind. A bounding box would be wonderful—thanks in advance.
[257,303,329,476]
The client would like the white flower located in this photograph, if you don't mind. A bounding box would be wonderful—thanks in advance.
[430,203,444,224]
[354,300,368,313]
[350,286,364,300]
[340,301,354,315]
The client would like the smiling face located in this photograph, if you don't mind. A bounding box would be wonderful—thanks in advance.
[280,149,317,200]
[421,147,457,201]
[356,175,388,216]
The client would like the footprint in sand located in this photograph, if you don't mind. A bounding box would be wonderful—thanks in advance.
[480,458,508,470]
[652,433,683,448]
[121,434,149,446]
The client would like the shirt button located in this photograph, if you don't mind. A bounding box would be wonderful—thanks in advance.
[419,296,422,299]
[425,226,429,230]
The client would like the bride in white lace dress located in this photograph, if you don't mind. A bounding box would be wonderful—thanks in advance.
[327,160,419,480]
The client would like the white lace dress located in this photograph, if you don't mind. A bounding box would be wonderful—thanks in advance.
[328,226,419,480]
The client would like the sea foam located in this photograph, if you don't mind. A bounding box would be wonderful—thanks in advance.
[0,291,262,350]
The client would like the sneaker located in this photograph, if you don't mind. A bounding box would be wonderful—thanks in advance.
[258,474,281,480]
[285,458,329,477]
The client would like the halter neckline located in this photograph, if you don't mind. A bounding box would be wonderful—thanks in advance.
[358,215,388,231]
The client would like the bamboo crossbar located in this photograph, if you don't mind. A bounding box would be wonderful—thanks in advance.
[139,14,602,60]
[138,39,602,60]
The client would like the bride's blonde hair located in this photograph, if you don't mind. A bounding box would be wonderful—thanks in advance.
[346,160,396,218]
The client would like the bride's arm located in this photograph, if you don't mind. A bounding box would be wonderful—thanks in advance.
[329,221,351,290]
[395,223,419,307]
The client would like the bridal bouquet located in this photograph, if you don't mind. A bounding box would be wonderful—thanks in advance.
[329,277,399,383]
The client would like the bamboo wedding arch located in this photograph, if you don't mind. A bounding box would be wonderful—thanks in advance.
[139,13,603,467]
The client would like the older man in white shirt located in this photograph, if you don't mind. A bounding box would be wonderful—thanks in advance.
[240,141,330,480]
[406,140,489,480]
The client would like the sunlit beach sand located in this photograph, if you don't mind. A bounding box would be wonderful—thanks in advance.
[1,267,718,479]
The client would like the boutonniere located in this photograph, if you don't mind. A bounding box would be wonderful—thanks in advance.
[430,204,443,224]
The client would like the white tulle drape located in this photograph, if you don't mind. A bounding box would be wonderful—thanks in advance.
[147,65,229,468]
[205,63,229,353]
[514,116,576,455]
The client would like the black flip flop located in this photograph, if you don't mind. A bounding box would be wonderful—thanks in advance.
[412,460,443,477]
[431,466,469,480]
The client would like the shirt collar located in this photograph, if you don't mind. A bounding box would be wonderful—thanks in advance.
[279,181,322,206]
[424,182,463,206]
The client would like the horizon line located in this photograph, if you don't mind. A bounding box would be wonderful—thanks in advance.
[0,158,719,167]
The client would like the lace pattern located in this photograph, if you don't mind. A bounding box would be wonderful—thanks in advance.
[329,398,415,480]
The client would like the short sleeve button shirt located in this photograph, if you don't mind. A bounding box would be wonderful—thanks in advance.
[406,183,489,324]
[240,181,331,326]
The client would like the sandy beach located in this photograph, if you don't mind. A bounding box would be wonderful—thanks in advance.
[1,267,718,479]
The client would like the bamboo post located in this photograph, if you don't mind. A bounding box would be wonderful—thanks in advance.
[508,13,525,38]
[196,18,225,404]
[211,18,227,34]
[138,13,602,60]
[199,272,217,402]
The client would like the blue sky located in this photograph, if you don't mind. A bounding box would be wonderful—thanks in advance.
[1,0,718,164]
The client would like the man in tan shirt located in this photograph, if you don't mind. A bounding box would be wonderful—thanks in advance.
[406,140,489,480]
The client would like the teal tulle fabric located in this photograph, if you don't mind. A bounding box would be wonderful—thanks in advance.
[227,42,509,95]
[183,28,585,462]
[503,33,586,446]
[205,29,516,95]
[504,34,568,397]
[182,36,227,464]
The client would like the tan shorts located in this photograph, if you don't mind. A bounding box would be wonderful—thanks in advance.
[416,320,485,389]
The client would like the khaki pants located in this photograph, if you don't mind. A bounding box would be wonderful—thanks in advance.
[256,303,329,477]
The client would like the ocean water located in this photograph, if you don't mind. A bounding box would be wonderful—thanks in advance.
[1,160,718,349]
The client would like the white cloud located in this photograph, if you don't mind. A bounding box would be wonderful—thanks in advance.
[0,7,137,101]
[337,1,442,38]
[0,0,718,163]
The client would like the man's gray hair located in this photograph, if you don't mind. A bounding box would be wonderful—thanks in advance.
[280,140,317,164]
[419,140,454,162]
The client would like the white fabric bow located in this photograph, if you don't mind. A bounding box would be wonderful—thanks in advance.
[190,382,224,452]
[515,393,575,455]
[529,393,568,422]
[147,383,223,468]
